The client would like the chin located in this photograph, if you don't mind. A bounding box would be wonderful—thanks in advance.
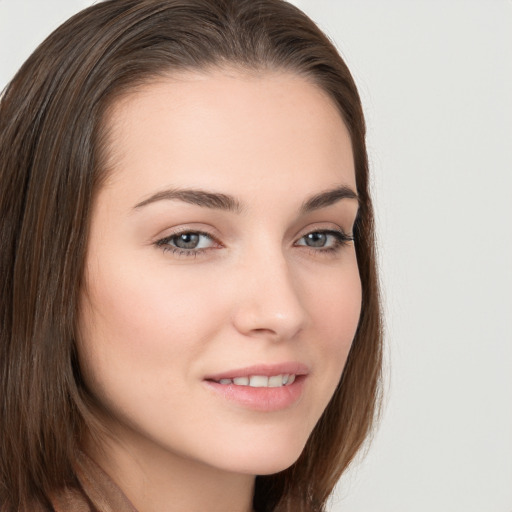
[212,431,310,476]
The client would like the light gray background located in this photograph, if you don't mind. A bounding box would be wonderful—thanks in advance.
[1,1,511,511]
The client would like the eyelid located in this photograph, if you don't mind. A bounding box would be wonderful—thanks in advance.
[152,223,222,244]
[154,227,223,257]
[292,225,355,257]
[294,221,354,240]
[157,230,215,246]
[295,229,353,244]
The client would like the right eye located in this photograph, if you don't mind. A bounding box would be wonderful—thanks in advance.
[155,230,218,255]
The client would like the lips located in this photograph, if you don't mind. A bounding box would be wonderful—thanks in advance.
[204,363,308,412]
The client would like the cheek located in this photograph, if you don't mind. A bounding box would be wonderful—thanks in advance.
[76,262,225,451]
[302,255,362,388]
[81,254,218,344]
[77,256,225,399]
[308,255,362,342]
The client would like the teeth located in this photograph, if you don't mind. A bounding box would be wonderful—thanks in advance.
[216,374,296,387]
[249,376,268,387]
[268,375,282,387]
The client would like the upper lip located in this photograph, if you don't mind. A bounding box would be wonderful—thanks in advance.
[204,362,310,381]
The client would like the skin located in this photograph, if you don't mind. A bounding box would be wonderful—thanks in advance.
[78,68,362,512]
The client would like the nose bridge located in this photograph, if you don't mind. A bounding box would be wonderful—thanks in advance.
[231,242,307,340]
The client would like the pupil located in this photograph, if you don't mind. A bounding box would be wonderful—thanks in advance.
[306,233,327,247]
[175,233,200,249]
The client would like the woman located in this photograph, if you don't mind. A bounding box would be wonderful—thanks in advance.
[0,1,382,511]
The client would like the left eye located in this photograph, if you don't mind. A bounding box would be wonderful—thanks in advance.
[158,231,215,250]
[295,230,349,249]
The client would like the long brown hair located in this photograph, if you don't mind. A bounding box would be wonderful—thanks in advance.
[0,1,382,510]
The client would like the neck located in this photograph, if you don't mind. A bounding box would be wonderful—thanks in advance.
[83,431,255,512]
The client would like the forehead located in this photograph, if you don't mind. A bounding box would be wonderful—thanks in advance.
[100,68,356,200]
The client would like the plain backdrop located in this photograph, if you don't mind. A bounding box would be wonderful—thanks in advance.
[1,1,511,511]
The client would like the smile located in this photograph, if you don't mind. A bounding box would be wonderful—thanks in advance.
[204,363,308,411]
[214,374,296,387]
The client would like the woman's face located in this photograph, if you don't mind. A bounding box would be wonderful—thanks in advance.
[78,69,361,477]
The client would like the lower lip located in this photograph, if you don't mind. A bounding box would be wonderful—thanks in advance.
[204,376,306,412]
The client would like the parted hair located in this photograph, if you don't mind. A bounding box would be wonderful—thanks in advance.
[0,1,382,510]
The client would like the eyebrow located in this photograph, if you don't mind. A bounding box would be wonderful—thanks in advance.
[134,188,243,213]
[133,185,358,213]
[300,185,359,213]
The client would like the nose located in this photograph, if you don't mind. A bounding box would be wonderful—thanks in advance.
[231,248,308,342]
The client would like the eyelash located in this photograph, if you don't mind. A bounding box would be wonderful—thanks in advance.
[155,229,354,258]
[155,230,218,258]
[296,230,354,255]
